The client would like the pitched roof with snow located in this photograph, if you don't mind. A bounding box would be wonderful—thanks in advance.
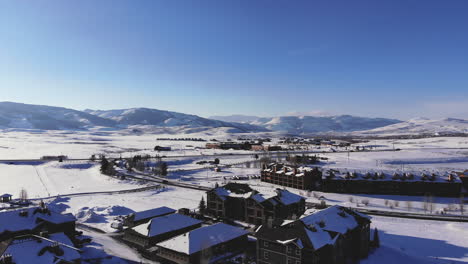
[0,207,76,234]
[3,232,81,264]
[256,206,370,251]
[300,205,358,234]
[131,206,176,222]
[157,223,248,255]
[132,213,202,238]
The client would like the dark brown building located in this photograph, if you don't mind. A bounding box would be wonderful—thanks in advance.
[207,183,306,225]
[322,169,463,197]
[154,223,249,264]
[261,163,322,190]
[255,205,371,264]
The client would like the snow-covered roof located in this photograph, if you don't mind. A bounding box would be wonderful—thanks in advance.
[3,232,81,264]
[275,189,304,206]
[300,205,358,234]
[324,169,462,183]
[0,194,12,198]
[132,213,202,238]
[157,223,248,255]
[131,206,176,222]
[0,207,76,234]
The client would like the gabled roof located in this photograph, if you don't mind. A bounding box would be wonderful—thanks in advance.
[157,223,248,255]
[131,206,176,222]
[300,205,358,234]
[0,207,76,234]
[132,213,202,238]
[256,206,370,251]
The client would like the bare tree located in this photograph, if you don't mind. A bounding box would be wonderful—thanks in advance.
[460,195,465,215]
[406,201,412,212]
[19,188,28,202]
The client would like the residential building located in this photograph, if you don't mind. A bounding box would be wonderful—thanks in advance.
[123,213,202,248]
[124,206,176,227]
[261,163,322,190]
[207,183,305,225]
[322,169,463,197]
[0,194,12,203]
[255,205,371,264]
[1,232,81,264]
[154,223,249,264]
[0,206,76,242]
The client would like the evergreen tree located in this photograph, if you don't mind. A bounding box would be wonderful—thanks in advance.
[160,162,168,176]
[199,197,206,214]
[100,157,109,174]
[373,228,380,248]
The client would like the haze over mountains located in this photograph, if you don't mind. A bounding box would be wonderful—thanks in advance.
[1,102,467,136]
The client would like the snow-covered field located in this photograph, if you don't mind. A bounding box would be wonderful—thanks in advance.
[1,131,467,263]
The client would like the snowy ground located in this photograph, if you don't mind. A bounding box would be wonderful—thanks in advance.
[1,131,467,263]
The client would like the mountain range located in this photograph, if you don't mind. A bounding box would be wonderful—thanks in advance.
[1,102,467,136]
[210,115,401,134]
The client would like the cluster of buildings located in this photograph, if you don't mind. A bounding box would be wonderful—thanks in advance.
[0,204,82,264]
[261,163,464,196]
[122,206,251,264]
[1,182,374,264]
[206,142,282,151]
[120,183,373,264]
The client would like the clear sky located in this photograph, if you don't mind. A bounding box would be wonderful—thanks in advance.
[1,0,467,119]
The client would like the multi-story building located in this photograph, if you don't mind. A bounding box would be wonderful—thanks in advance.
[261,163,322,190]
[123,213,202,248]
[206,183,305,225]
[154,223,249,264]
[262,163,463,196]
[255,205,371,264]
[322,169,463,196]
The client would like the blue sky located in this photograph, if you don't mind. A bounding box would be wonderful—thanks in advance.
[1,0,467,119]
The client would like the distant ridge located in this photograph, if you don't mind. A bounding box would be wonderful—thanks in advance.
[211,114,401,134]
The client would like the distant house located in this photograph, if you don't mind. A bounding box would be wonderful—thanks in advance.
[154,223,249,264]
[124,206,176,227]
[123,213,203,248]
[0,206,76,242]
[251,144,265,151]
[0,194,12,203]
[154,146,172,151]
[256,205,371,264]
[207,183,305,225]
[264,145,282,151]
[1,232,81,264]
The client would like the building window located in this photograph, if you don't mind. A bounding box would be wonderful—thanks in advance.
[287,246,292,253]
[264,251,269,260]
[296,249,301,255]
[296,260,301,264]
[264,241,269,247]
[287,258,294,264]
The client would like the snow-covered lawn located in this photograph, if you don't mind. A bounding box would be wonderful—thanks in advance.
[365,216,468,264]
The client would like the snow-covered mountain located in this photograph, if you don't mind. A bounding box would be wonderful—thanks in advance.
[211,114,401,134]
[0,102,117,130]
[84,108,266,132]
[0,102,266,133]
[355,117,468,136]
